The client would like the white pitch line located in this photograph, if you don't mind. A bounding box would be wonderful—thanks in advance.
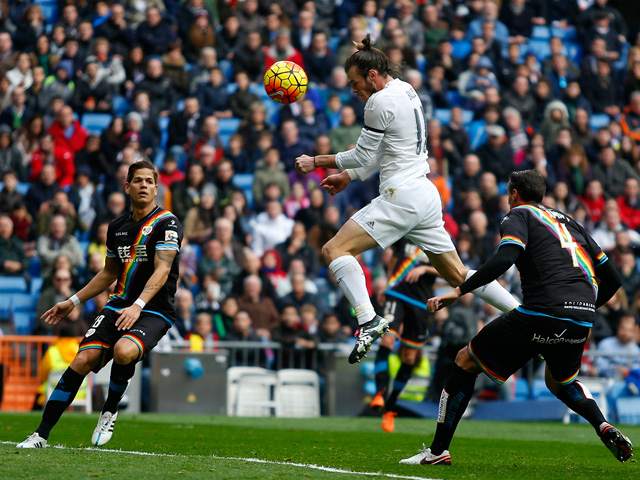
[2,441,441,480]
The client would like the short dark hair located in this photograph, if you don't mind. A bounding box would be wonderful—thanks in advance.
[344,34,401,79]
[507,169,546,203]
[126,158,158,184]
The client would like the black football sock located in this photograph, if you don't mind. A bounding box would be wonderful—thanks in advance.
[429,364,477,455]
[36,367,85,439]
[386,362,413,412]
[374,345,392,395]
[555,380,607,431]
[102,361,136,414]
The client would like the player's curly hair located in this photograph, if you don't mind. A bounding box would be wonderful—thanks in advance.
[345,34,401,79]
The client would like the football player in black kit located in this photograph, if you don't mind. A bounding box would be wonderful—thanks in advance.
[400,170,633,466]
[370,238,438,433]
[18,159,183,449]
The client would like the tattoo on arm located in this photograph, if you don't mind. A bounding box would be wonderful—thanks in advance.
[156,249,177,268]
[141,283,161,295]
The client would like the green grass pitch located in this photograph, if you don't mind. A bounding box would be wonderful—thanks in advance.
[0,413,638,479]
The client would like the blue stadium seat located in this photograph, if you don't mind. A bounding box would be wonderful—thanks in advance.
[434,108,450,124]
[514,377,530,402]
[531,378,555,399]
[15,182,30,195]
[12,311,34,335]
[565,41,583,64]
[466,120,488,151]
[227,83,238,95]
[0,276,28,293]
[28,257,41,277]
[158,116,170,150]
[328,36,341,54]
[78,240,90,255]
[233,173,254,209]
[10,293,36,312]
[39,4,58,25]
[451,40,472,59]
[527,39,551,60]
[81,113,113,136]
[31,277,43,299]
[531,26,551,39]
[112,96,131,116]
[446,90,465,108]
[177,99,185,112]
[190,244,202,261]
[219,118,242,149]
[550,26,577,41]
[616,397,640,425]
[589,114,610,132]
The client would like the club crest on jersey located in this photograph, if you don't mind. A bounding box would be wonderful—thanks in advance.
[142,226,153,235]
[165,230,178,242]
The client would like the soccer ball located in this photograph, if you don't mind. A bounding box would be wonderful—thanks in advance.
[263,61,308,104]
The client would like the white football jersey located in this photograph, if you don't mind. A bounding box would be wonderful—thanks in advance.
[335,78,430,192]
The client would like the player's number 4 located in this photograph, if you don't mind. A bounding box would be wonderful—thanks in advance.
[554,222,579,268]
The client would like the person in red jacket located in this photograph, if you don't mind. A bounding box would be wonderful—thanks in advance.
[617,177,640,230]
[580,179,606,224]
[48,105,88,155]
[264,28,304,70]
[29,133,75,187]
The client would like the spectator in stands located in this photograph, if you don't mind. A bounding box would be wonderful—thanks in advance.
[592,204,640,252]
[275,221,319,278]
[286,99,328,145]
[197,237,241,297]
[276,119,314,171]
[584,59,621,116]
[319,313,348,343]
[595,313,640,379]
[499,0,534,43]
[620,134,640,170]
[29,132,74,188]
[0,213,27,279]
[232,249,276,300]
[10,202,33,245]
[467,0,509,45]
[136,6,176,56]
[94,3,135,57]
[35,267,77,335]
[571,109,595,149]
[303,31,335,88]
[36,213,84,277]
[225,309,263,344]
[277,271,325,317]
[185,9,215,64]
[172,288,195,338]
[229,71,260,120]
[135,59,177,117]
[556,143,593,197]
[7,54,34,90]
[233,31,266,85]
[182,183,218,245]
[86,221,108,265]
[476,125,514,182]
[616,251,640,302]
[162,41,190,95]
[225,134,252,174]
[216,14,243,63]
[284,181,310,219]
[191,116,224,164]
[0,75,12,112]
[271,304,318,369]
[48,105,88,157]
[0,171,23,214]
[95,192,127,233]
[0,125,22,178]
[620,91,640,145]
[25,67,48,115]
[25,164,61,219]
[541,100,571,150]
[185,312,218,351]
[35,190,82,237]
[169,163,206,222]
[167,97,201,167]
[593,146,640,199]
[237,274,280,339]
[251,199,294,257]
[502,75,536,125]
[214,217,245,268]
[0,32,18,76]
[0,86,32,130]
[265,28,304,70]
[329,105,361,153]
[71,58,112,115]
[252,147,290,202]
[238,102,275,156]
[261,248,287,291]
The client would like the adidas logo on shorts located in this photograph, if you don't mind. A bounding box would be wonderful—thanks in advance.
[366,221,375,229]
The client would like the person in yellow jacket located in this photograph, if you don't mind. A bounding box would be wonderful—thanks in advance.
[36,318,86,408]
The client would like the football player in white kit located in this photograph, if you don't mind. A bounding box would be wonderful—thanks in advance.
[295,35,519,364]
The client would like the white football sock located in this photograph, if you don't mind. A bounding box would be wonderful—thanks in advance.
[329,255,376,325]
[465,270,520,313]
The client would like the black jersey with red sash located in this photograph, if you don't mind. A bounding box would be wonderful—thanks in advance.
[105,206,183,324]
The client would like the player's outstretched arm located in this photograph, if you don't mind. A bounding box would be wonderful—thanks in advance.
[41,255,120,325]
[295,154,337,175]
[115,249,178,331]
[321,171,351,196]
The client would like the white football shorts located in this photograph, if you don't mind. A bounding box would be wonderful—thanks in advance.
[351,175,455,254]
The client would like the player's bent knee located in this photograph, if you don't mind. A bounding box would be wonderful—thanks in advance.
[400,347,419,365]
[70,349,101,376]
[322,242,338,263]
[113,338,141,365]
[454,346,479,373]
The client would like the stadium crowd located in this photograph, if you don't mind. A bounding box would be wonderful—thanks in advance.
[0,0,639,382]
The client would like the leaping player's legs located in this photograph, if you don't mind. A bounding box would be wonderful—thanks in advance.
[425,249,520,313]
[323,218,379,325]
[17,349,102,447]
